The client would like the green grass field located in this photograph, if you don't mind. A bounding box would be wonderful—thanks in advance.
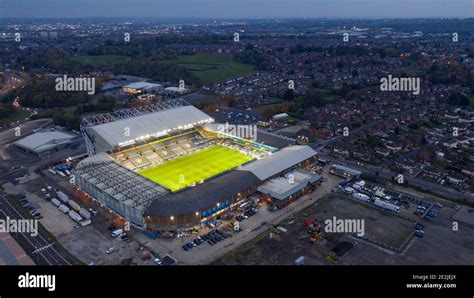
[137,145,253,191]
[69,55,131,65]
[161,53,254,85]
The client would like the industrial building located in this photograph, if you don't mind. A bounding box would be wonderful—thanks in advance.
[14,130,82,156]
[329,164,362,179]
[122,81,163,94]
[257,169,322,208]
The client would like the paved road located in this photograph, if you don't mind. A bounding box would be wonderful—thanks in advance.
[0,195,79,265]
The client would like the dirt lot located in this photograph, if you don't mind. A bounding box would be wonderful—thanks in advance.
[215,183,474,265]
[58,225,154,265]
[214,194,415,265]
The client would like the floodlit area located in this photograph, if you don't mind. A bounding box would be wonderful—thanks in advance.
[137,144,254,191]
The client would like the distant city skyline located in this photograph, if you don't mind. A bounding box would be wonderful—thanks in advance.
[0,0,473,18]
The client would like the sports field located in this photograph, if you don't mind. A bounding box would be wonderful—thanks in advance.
[137,145,253,191]
[161,53,254,85]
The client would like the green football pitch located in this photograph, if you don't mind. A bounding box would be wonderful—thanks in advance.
[137,145,254,191]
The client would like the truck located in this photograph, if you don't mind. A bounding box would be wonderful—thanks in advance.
[374,198,400,213]
[68,210,83,222]
[58,171,66,178]
[57,191,69,203]
[51,198,61,207]
[80,219,92,227]
[58,204,70,213]
[48,168,57,175]
[68,200,81,212]
[352,192,370,202]
[79,208,91,220]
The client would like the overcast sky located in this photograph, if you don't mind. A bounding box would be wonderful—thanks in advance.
[1,0,472,18]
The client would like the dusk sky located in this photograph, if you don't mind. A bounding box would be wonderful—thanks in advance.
[0,0,472,18]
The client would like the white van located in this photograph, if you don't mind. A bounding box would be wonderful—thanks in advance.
[112,229,124,237]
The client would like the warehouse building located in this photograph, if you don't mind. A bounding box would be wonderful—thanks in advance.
[14,130,82,156]
[257,169,322,208]
[329,164,362,179]
[122,81,163,94]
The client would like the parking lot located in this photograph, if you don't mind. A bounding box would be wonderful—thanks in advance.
[59,224,153,265]
[2,173,158,265]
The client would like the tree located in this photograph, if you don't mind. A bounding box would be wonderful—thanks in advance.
[447,93,469,106]
[283,89,295,101]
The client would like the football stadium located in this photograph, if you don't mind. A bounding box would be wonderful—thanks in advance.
[75,99,318,235]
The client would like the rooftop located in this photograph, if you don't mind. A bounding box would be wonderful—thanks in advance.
[14,130,77,153]
[239,145,317,180]
[123,81,162,90]
[86,105,214,149]
[145,170,260,217]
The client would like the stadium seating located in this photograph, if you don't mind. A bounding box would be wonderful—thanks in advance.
[111,128,222,170]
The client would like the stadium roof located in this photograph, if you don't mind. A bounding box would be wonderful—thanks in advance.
[14,131,78,154]
[145,170,260,217]
[87,105,214,149]
[238,145,317,181]
[123,81,162,90]
[75,153,168,212]
[256,130,295,149]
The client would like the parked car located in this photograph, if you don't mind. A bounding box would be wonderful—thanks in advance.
[415,223,425,230]
[105,247,116,254]
[414,230,425,238]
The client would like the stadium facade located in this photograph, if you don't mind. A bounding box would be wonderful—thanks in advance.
[75,99,318,235]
